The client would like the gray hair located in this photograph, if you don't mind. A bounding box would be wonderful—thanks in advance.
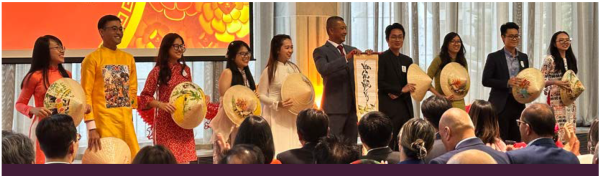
[2,130,35,164]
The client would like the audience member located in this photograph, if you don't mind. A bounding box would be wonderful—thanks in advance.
[277,109,329,164]
[36,114,79,164]
[358,111,400,164]
[314,135,360,164]
[2,130,35,164]
[420,95,453,163]
[430,108,510,164]
[132,145,177,164]
[234,115,276,164]
[220,144,265,164]
[447,149,497,164]
[398,118,435,164]
[506,103,579,164]
[469,100,506,152]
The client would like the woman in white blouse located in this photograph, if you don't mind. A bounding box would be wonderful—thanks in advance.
[258,34,302,154]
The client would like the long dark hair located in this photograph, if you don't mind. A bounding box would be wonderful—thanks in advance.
[156,33,188,85]
[468,100,501,144]
[225,41,256,90]
[234,115,274,164]
[548,31,578,74]
[21,35,70,89]
[266,34,295,85]
[131,145,177,164]
[438,32,467,70]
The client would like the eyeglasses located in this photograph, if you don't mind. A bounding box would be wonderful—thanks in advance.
[172,44,186,52]
[237,52,251,57]
[75,133,81,142]
[516,119,528,126]
[505,34,521,40]
[556,38,572,44]
[389,35,404,41]
[49,46,66,52]
[450,40,462,45]
[104,26,124,32]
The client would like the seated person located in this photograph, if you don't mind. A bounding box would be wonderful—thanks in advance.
[220,144,265,164]
[447,149,497,164]
[507,103,580,164]
[398,118,436,164]
[277,109,329,164]
[421,95,453,163]
[132,145,177,164]
[430,108,510,164]
[2,130,35,164]
[314,135,359,164]
[358,111,400,164]
[36,114,79,164]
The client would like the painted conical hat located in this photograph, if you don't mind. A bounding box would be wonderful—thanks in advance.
[560,70,585,106]
[512,68,545,104]
[82,137,131,164]
[223,85,262,126]
[281,73,315,115]
[407,64,432,101]
[43,78,85,126]
[440,63,470,100]
[169,82,207,129]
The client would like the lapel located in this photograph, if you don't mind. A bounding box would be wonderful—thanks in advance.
[497,49,509,76]
[325,41,343,59]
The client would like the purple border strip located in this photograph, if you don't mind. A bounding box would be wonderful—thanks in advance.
[3,164,598,176]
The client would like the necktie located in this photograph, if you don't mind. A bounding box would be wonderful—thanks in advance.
[337,45,345,57]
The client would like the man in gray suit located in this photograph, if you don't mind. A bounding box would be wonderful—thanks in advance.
[313,16,363,144]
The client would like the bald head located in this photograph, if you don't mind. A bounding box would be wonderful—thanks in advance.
[447,149,497,164]
[521,103,556,137]
[440,108,474,133]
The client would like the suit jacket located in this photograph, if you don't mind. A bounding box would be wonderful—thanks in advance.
[482,49,529,113]
[313,42,358,114]
[429,137,510,164]
[423,134,446,164]
[378,50,414,120]
[507,138,580,164]
[276,142,317,164]
[360,147,401,164]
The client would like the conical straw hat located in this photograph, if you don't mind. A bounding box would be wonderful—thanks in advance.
[43,78,86,126]
[560,70,585,106]
[407,64,432,101]
[512,68,545,104]
[281,73,315,115]
[169,82,207,129]
[223,85,262,126]
[82,137,131,164]
[440,63,470,100]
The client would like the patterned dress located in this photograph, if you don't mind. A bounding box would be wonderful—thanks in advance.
[541,55,576,141]
[138,63,196,163]
[15,67,71,164]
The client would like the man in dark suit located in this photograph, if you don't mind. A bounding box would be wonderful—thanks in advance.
[378,23,415,151]
[358,111,400,164]
[430,108,510,164]
[313,16,370,144]
[507,103,580,164]
[482,22,529,142]
[420,95,453,163]
[277,109,329,164]
[36,114,80,164]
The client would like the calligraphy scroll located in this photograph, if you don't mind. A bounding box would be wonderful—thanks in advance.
[354,54,378,121]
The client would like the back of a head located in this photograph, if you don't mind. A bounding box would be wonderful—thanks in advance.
[447,149,497,164]
[522,103,556,137]
[220,144,265,164]
[314,135,359,164]
[399,118,436,160]
[2,131,35,164]
[440,108,475,136]
[132,145,177,164]
[421,95,452,131]
[358,111,393,148]
[296,109,329,143]
[35,114,77,159]
[468,100,501,144]
[234,115,274,163]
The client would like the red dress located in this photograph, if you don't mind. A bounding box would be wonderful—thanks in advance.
[138,64,196,163]
[15,66,71,164]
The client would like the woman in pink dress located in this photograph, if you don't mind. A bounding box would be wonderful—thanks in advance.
[15,35,73,164]
[138,33,196,164]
